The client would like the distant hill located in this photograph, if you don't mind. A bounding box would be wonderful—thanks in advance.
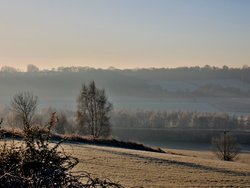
[0,66,250,115]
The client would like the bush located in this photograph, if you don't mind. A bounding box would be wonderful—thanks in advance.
[212,131,241,161]
[0,113,124,188]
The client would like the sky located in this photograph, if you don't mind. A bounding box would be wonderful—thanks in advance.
[0,0,249,70]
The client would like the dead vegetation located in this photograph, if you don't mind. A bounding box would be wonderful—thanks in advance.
[0,114,124,188]
[0,128,164,154]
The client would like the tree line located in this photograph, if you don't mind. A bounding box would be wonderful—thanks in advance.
[1,64,250,83]
[1,108,249,135]
[111,110,250,130]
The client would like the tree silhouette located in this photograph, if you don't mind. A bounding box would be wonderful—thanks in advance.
[10,91,38,130]
[77,81,113,138]
[212,131,241,161]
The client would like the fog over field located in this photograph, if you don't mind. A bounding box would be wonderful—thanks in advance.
[1,66,250,147]
[1,66,250,115]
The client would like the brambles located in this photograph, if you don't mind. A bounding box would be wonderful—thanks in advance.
[0,113,124,187]
[0,113,80,187]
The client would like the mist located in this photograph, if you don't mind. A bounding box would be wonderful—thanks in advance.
[1,65,250,115]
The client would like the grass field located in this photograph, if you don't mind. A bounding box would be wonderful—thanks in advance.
[63,144,250,188]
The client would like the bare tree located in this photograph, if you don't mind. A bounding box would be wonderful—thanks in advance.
[212,131,241,161]
[10,91,38,130]
[77,81,113,138]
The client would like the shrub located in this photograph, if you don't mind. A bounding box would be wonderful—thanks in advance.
[212,131,241,161]
[0,113,123,188]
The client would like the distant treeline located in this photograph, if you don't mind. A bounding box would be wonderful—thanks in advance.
[1,64,250,81]
[112,110,250,130]
[1,106,250,143]
[1,107,249,135]
[1,65,250,100]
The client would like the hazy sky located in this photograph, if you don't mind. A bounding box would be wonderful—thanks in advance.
[0,0,249,70]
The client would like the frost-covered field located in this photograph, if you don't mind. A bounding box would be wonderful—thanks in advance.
[66,144,250,188]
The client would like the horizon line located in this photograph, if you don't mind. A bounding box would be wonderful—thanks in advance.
[0,64,249,72]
